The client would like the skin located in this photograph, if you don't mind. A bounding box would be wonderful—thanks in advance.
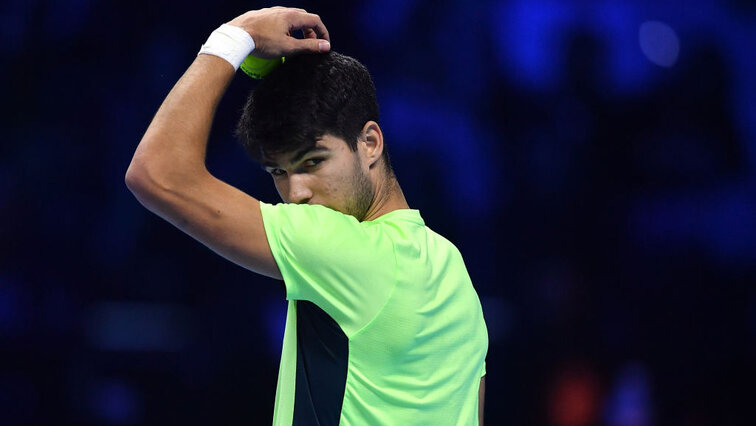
[263,128,404,222]
[125,6,484,424]
[264,135,374,219]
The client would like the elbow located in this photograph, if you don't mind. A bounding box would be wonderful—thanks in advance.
[125,161,176,216]
[125,156,208,207]
[125,160,150,197]
[125,158,166,207]
[124,162,139,192]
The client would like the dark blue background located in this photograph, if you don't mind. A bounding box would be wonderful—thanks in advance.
[1,0,754,424]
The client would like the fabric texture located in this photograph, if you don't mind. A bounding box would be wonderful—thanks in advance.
[197,24,255,70]
[260,202,488,426]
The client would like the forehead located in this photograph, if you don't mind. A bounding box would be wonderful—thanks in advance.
[262,134,347,167]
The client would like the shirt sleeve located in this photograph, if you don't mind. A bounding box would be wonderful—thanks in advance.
[260,202,397,335]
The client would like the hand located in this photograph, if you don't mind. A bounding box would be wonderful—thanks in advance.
[227,6,331,59]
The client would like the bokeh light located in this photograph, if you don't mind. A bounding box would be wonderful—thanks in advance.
[639,21,680,68]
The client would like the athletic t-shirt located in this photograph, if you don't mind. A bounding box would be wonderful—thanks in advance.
[260,202,488,426]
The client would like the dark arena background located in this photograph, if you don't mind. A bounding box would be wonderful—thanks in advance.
[2,0,755,425]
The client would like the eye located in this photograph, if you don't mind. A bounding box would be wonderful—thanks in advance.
[269,168,286,177]
[303,158,324,168]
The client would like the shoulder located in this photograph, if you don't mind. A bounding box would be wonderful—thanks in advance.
[260,202,392,261]
[260,202,359,223]
[260,202,365,236]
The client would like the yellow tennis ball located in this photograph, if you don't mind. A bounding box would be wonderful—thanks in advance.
[240,55,285,79]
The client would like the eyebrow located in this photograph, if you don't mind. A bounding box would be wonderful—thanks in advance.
[263,145,330,168]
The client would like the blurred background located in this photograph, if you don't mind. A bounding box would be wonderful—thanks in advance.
[1,0,755,424]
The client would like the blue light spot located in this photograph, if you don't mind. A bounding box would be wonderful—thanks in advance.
[492,0,574,91]
[639,21,680,68]
[604,363,653,426]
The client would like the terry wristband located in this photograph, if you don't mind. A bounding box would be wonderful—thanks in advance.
[198,24,256,71]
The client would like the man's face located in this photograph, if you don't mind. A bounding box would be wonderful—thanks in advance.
[263,134,375,221]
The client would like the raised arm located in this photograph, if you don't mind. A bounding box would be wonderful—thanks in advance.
[125,7,330,278]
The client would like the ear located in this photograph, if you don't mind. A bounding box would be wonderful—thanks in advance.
[359,121,384,169]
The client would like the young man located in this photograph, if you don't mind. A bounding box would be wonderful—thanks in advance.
[126,7,488,425]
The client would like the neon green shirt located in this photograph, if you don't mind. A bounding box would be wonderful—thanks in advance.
[260,202,488,425]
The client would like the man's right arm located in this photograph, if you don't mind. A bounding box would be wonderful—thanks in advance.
[125,7,330,278]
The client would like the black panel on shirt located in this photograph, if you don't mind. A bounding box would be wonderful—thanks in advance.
[292,301,349,426]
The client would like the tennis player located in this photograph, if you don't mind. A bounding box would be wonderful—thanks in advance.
[126,7,488,425]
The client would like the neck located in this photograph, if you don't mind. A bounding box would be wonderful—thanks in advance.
[362,172,409,221]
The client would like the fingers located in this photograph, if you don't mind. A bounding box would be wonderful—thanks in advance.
[287,37,331,55]
[302,28,317,39]
[228,7,331,57]
[270,6,331,41]
[287,11,330,41]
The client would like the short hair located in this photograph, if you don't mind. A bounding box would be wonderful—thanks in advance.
[236,51,390,169]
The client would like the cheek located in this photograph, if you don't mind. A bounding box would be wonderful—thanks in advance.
[325,170,354,197]
[324,180,340,195]
[314,168,339,195]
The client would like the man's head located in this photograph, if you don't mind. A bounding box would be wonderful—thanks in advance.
[236,52,392,220]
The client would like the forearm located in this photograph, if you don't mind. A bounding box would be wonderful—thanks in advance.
[126,8,330,194]
[127,54,235,190]
[121,8,327,279]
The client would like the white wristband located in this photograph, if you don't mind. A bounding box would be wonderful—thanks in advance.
[198,24,256,70]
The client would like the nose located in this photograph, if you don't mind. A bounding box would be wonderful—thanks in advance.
[287,174,313,204]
